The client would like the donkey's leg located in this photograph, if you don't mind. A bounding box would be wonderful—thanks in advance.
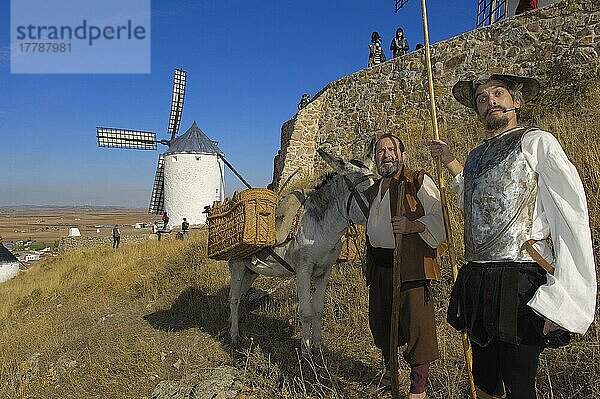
[310,266,332,352]
[296,269,314,355]
[229,260,258,345]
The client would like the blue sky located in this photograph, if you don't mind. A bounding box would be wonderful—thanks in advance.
[1,0,476,208]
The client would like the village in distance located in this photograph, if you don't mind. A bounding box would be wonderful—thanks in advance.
[0,205,154,273]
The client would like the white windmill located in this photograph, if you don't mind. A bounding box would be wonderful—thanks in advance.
[0,243,20,283]
[96,68,225,227]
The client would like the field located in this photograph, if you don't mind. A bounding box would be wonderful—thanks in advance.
[0,208,155,245]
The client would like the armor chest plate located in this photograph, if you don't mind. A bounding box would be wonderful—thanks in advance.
[463,128,537,261]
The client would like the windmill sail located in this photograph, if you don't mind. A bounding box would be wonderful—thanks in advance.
[168,69,187,140]
[97,68,189,215]
[97,127,157,150]
[148,154,165,214]
[477,0,507,27]
[394,0,409,12]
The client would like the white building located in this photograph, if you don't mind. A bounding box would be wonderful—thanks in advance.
[163,121,225,227]
[0,243,20,283]
[68,228,81,237]
[25,253,41,262]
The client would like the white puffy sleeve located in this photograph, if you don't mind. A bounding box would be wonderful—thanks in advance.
[416,174,447,248]
[523,129,597,334]
[451,172,465,212]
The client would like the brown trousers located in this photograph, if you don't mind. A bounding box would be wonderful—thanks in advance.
[368,264,439,366]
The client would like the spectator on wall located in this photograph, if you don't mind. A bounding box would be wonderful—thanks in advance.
[298,93,311,110]
[390,27,409,58]
[516,0,537,14]
[368,31,386,67]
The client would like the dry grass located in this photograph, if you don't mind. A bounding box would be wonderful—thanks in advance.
[1,81,599,399]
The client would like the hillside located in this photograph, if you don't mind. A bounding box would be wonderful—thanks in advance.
[0,232,385,398]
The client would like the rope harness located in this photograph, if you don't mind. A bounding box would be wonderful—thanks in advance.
[264,172,375,273]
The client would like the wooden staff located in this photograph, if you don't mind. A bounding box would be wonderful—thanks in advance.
[390,181,406,398]
[419,0,477,398]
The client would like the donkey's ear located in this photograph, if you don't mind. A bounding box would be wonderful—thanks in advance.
[361,137,378,170]
[317,148,346,173]
[366,137,377,158]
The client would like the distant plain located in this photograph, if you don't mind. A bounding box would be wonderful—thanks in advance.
[0,207,152,243]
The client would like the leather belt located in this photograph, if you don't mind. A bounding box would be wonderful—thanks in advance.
[522,239,555,275]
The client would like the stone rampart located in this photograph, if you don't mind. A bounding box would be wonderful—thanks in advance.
[271,0,599,188]
[58,234,152,253]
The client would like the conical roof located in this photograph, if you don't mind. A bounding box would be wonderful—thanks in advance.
[165,121,223,155]
[0,243,18,263]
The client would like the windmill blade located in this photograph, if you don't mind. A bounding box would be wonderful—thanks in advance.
[168,68,187,140]
[394,0,409,12]
[97,127,158,150]
[148,154,165,214]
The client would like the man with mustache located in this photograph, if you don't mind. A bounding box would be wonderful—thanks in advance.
[363,134,446,398]
[428,74,596,398]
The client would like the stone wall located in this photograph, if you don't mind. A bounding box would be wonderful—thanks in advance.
[271,0,600,188]
[58,234,152,253]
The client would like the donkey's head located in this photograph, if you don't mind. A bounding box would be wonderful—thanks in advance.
[316,148,375,226]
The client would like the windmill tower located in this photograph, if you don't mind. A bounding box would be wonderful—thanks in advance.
[96,69,225,227]
[0,243,20,283]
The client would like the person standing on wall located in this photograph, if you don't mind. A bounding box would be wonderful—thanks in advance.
[298,93,311,110]
[516,0,537,14]
[390,27,409,58]
[368,31,386,67]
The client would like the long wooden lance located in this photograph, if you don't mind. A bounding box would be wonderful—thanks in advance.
[390,181,406,399]
[418,0,477,398]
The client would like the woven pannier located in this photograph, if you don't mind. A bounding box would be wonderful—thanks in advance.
[207,188,279,260]
[338,225,365,261]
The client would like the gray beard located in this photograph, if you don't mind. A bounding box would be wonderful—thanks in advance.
[378,162,400,177]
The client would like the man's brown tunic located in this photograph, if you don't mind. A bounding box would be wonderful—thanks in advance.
[363,166,440,365]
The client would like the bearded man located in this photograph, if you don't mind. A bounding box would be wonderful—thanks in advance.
[429,74,596,399]
[363,134,446,399]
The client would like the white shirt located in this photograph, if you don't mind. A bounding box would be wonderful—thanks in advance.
[452,128,597,334]
[367,174,446,249]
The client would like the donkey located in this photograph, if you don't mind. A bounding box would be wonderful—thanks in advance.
[228,148,375,353]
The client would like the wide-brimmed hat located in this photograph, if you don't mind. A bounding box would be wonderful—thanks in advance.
[452,73,540,110]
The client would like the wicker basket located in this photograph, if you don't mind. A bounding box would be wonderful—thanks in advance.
[338,225,365,261]
[207,188,279,260]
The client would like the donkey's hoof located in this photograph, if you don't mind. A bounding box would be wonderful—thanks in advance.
[230,335,242,347]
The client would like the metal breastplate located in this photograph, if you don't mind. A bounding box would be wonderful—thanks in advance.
[464,128,537,262]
